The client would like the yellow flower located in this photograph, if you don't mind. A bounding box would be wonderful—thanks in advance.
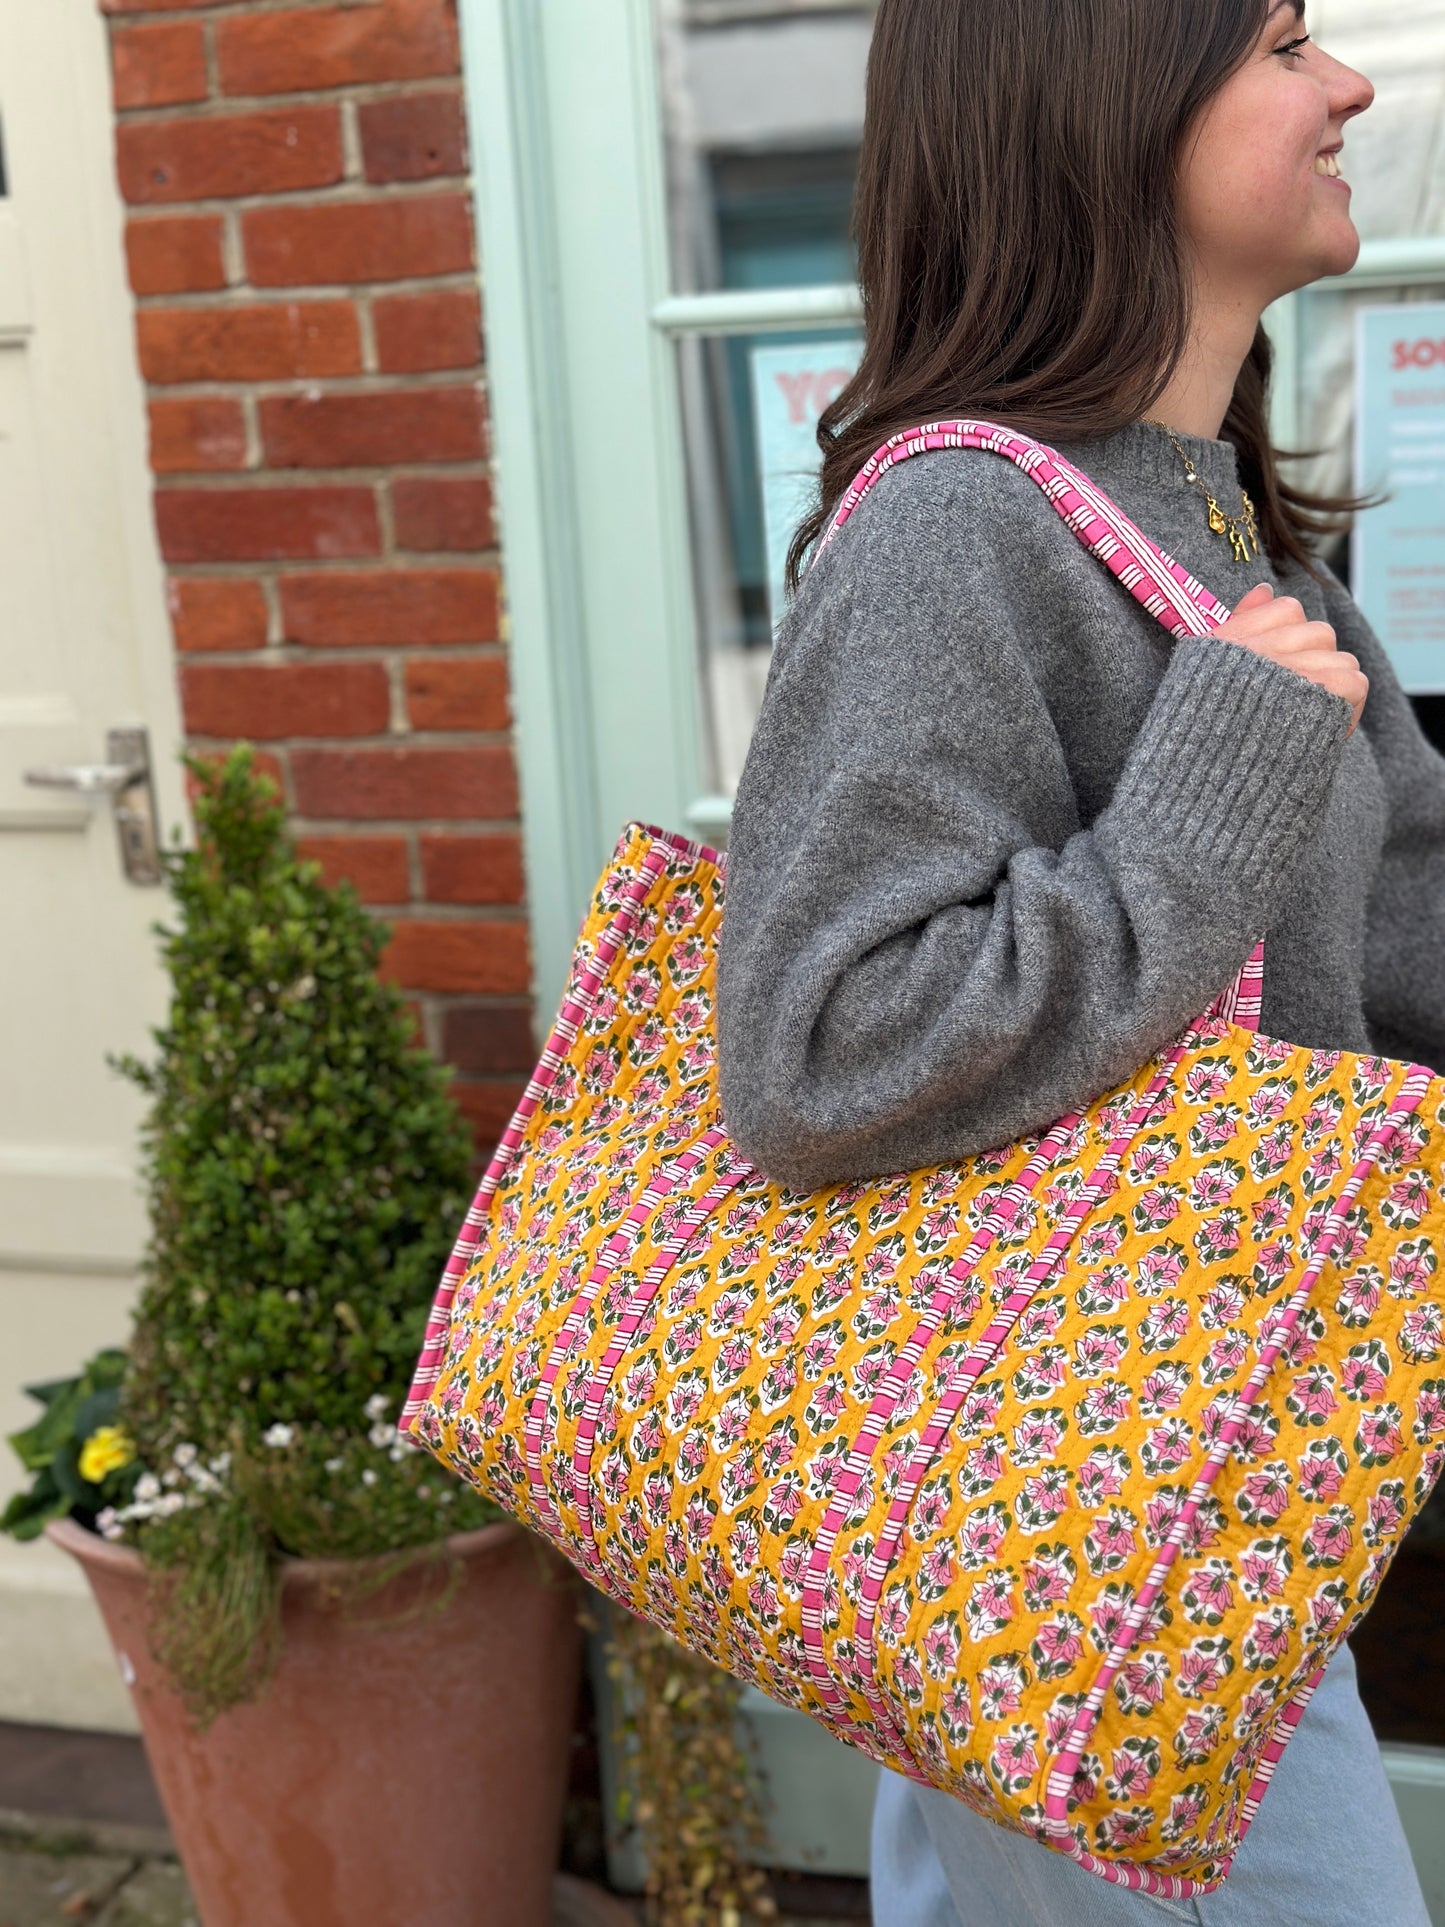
[78,1425,135,1484]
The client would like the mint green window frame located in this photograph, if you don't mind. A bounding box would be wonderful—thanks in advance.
[457,0,1445,1021]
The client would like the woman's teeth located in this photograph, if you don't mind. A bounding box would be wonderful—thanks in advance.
[1315,151,1342,178]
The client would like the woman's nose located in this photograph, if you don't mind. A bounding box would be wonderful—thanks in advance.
[1324,48,1375,124]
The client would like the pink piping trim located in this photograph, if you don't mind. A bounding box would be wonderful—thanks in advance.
[795,1117,1082,1762]
[568,1139,752,1591]
[399,824,720,1433]
[522,1132,729,1548]
[1039,1063,1435,1896]
[838,1030,1197,1767]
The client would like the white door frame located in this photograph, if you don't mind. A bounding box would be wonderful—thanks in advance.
[457,0,704,1021]
[0,0,184,1732]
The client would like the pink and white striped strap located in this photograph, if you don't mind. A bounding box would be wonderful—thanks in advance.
[815,417,1262,1026]
[815,417,1233,639]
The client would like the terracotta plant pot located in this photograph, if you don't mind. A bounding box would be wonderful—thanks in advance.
[49,1516,582,1927]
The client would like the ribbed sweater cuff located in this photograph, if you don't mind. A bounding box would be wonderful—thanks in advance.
[1108,637,1352,901]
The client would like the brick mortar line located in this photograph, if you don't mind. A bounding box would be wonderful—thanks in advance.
[186,728,517,748]
[240,388,262,466]
[118,177,473,217]
[127,269,481,303]
[104,0,452,22]
[374,457,398,556]
[171,550,502,568]
[355,905,531,925]
[201,16,221,101]
[112,78,466,122]
[178,644,507,661]
[145,376,486,399]
[341,94,364,187]
[121,171,475,212]
[288,817,526,837]
[186,734,522,767]
[153,472,489,488]
[156,470,491,490]
[162,557,502,576]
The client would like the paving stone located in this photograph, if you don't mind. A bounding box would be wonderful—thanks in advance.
[0,1847,134,1926]
[93,1863,196,1927]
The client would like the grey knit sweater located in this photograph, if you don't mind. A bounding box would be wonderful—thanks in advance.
[716,421,1445,1190]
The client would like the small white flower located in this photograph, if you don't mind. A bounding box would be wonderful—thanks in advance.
[388,1445,407,1462]
[173,1443,198,1469]
[262,1423,294,1449]
[439,1489,455,1504]
[210,1452,232,1477]
[368,1421,394,1449]
[96,1506,119,1538]
[160,1491,189,1517]
[135,1473,161,1503]
[361,1468,378,1487]
[324,1457,345,1474]
[364,1393,390,1422]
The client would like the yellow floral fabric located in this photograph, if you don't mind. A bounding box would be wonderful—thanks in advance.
[415,826,1445,1891]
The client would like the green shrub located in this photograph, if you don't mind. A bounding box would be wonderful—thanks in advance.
[110,746,498,1720]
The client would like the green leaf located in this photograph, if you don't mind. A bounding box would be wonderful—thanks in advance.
[10,1384,85,1472]
[49,1439,90,1506]
[72,1387,121,1442]
[20,1376,76,1409]
[7,1418,54,1475]
[0,1470,68,1542]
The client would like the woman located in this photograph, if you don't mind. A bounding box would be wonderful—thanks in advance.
[717,1,1445,1921]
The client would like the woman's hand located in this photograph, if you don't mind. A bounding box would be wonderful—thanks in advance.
[1213,582,1368,732]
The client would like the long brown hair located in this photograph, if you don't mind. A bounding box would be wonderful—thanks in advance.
[788,0,1352,590]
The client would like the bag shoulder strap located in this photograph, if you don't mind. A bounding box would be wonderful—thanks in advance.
[815,418,1233,641]
[815,419,1262,1032]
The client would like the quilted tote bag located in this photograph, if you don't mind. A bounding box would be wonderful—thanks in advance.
[403,422,1445,1899]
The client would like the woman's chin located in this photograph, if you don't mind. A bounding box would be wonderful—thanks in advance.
[1276,220,1362,296]
[1314,210,1363,280]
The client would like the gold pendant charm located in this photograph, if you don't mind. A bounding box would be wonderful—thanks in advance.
[1152,421,1264,564]
[1241,491,1261,557]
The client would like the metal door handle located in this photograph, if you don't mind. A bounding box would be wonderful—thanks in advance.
[21,727,162,884]
[24,760,145,796]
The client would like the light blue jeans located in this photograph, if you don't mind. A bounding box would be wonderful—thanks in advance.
[871,1645,1430,1926]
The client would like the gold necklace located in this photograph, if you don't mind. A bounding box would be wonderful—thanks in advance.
[1146,420,1261,563]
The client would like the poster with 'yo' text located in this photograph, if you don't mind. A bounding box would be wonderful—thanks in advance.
[752,339,862,634]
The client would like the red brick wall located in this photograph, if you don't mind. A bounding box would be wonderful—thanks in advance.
[100,0,530,1152]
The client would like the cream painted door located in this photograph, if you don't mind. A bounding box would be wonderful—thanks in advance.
[0,0,184,1729]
